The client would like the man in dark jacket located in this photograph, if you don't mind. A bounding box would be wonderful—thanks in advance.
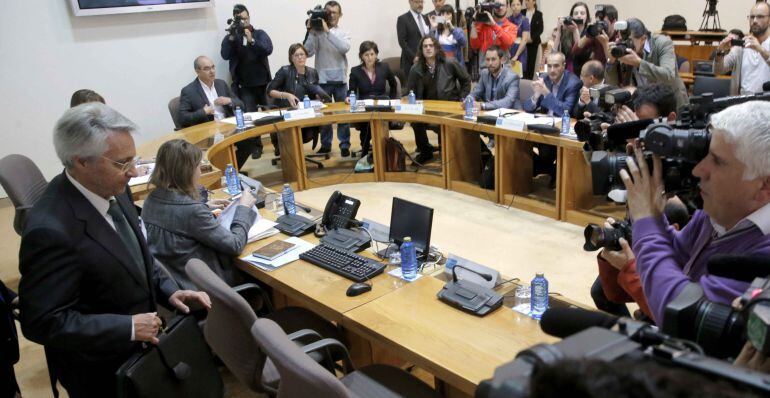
[407,35,471,164]
[220,3,275,158]
[397,0,431,78]
[0,280,19,397]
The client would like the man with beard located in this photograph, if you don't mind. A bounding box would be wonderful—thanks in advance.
[470,0,517,67]
[715,1,770,95]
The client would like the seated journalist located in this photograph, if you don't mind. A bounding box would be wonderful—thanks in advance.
[620,101,770,326]
[141,139,258,290]
[18,103,210,397]
[348,40,398,157]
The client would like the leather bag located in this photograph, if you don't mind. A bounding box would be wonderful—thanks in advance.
[116,314,223,398]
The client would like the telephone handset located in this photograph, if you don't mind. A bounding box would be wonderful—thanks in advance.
[321,191,361,230]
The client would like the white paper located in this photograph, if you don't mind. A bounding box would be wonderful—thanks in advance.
[481,108,521,117]
[240,237,315,271]
[395,103,424,115]
[298,100,327,110]
[283,108,316,121]
[221,110,284,125]
[387,267,423,282]
[217,200,277,242]
[128,163,155,186]
[377,99,402,106]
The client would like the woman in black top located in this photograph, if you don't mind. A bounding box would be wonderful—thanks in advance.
[523,0,543,79]
[268,43,329,108]
[348,41,398,156]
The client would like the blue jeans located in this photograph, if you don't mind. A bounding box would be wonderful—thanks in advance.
[320,83,350,149]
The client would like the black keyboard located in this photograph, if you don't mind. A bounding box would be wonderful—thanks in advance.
[299,244,386,282]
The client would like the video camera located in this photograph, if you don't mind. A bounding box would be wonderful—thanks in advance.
[664,255,770,359]
[307,5,329,31]
[477,304,770,397]
[226,14,246,36]
[466,2,503,24]
[573,85,635,149]
[588,92,770,201]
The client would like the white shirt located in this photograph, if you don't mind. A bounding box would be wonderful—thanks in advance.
[198,79,226,119]
[411,10,428,37]
[66,171,137,340]
[740,35,770,94]
[711,201,770,237]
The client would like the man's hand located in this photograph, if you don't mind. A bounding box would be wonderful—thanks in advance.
[717,36,732,53]
[614,105,639,123]
[596,32,610,47]
[244,28,253,44]
[579,86,591,105]
[214,97,232,106]
[203,105,214,115]
[620,143,666,221]
[735,342,770,373]
[322,19,330,33]
[532,78,551,97]
[169,290,212,314]
[599,218,635,270]
[744,36,765,54]
[132,312,163,344]
[483,11,495,26]
[619,49,642,67]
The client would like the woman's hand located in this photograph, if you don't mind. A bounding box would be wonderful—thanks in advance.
[206,199,230,210]
[285,93,299,108]
[239,190,258,208]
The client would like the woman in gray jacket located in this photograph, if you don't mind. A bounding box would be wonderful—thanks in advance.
[142,139,257,290]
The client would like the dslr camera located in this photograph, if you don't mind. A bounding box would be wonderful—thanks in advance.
[562,16,584,26]
[586,20,609,38]
[573,85,634,150]
[307,5,329,31]
[468,1,503,24]
[226,14,246,36]
[583,219,632,252]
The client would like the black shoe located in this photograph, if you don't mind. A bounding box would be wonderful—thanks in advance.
[413,151,434,165]
[341,148,350,157]
[317,146,331,154]
[251,146,263,159]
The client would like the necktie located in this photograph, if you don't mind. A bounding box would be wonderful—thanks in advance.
[107,199,147,281]
[417,14,427,37]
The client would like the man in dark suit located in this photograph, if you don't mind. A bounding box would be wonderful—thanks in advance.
[0,280,19,397]
[572,60,605,117]
[179,55,255,169]
[523,52,582,186]
[19,103,211,398]
[397,0,431,77]
[425,0,445,19]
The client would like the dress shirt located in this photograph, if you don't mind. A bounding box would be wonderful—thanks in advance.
[198,79,226,119]
[65,171,137,341]
[412,10,428,37]
[711,201,770,237]
[740,36,770,94]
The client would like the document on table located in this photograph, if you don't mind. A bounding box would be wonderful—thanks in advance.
[128,163,155,186]
[218,200,279,242]
[221,110,284,126]
[240,237,315,271]
[482,110,562,130]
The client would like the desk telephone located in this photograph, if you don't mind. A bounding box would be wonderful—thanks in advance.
[321,191,361,230]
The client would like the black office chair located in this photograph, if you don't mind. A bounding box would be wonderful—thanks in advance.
[168,96,182,130]
[693,76,731,98]
[262,99,329,169]
[0,154,48,235]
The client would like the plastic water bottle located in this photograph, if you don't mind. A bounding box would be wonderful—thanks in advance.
[561,109,570,135]
[235,106,245,130]
[408,90,416,105]
[303,94,311,109]
[224,164,241,195]
[530,273,549,319]
[464,95,475,120]
[281,183,296,215]
[400,237,418,280]
[349,91,357,112]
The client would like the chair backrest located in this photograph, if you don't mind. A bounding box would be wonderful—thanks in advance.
[382,56,405,84]
[185,259,266,392]
[385,75,403,99]
[693,76,731,98]
[0,154,48,235]
[168,96,182,130]
[519,79,534,105]
[251,318,351,398]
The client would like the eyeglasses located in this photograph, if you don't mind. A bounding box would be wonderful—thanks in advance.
[748,14,769,20]
[102,156,140,173]
[199,65,215,72]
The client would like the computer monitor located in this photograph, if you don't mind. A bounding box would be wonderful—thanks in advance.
[388,197,434,259]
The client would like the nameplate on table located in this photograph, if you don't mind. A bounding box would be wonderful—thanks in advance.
[395,104,424,115]
[283,108,316,121]
[495,117,526,131]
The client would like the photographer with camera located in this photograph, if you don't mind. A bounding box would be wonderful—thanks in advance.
[220,3,274,159]
[428,5,467,65]
[469,1,517,66]
[304,1,352,156]
[620,101,770,325]
[553,2,592,75]
[604,18,688,109]
[714,2,770,95]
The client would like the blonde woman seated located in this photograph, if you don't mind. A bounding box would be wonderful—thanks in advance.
[142,139,257,289]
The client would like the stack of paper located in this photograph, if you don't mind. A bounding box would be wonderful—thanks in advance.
[128,163,155,186]
[240,237,315,271]
[220,110,284,126]
[218,200,279,242]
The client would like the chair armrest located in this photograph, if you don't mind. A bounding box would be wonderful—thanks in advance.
[287,329,323,345]
[233,283,274,313]
[302,338,355,374]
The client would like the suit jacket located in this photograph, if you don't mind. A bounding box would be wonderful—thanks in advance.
[178,78,245,128]
[397,11,430,76]
[19,173,179,370]
[523,71,583,115]
[605,34,688,109]
[348,62,398,99]
[471,66,521,110]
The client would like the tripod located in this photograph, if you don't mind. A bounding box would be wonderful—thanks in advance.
[699,0,722,31]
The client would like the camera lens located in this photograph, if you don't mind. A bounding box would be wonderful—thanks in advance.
[590,151,627,195]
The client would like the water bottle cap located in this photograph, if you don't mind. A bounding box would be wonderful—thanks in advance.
[536,272,544,277]
[283,183,290,188]
[403,236,412,242]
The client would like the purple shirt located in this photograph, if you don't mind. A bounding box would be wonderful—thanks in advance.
[632,210,770,325]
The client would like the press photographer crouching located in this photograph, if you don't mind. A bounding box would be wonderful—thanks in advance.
[621,101,770,327]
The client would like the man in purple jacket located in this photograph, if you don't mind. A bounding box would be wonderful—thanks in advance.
[620,101,770,325]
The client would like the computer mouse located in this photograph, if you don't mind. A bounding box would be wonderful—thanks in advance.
[346,282,372,297]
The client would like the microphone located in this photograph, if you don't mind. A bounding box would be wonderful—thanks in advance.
[707,254,770,283]
[540,307,619,338]
[451,263,493,283]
